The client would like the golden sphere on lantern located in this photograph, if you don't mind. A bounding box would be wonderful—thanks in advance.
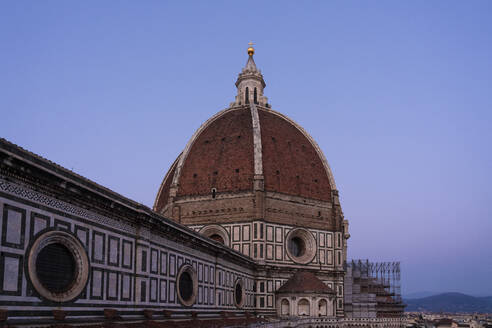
[247,42,255,55]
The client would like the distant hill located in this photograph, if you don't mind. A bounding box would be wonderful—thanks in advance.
[404,291,440,299]
[405,292,492,313]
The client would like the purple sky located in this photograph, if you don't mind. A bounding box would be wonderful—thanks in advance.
[2,1,491,296]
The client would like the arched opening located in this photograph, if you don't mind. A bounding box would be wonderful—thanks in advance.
[209,234,224,244]
[329,299,335,316]
[199,225,230,246]
[254,87,258,104]
[281,299,290,316]
[298,298,310,316]
[318,299,328,316]
[245,87,250,104]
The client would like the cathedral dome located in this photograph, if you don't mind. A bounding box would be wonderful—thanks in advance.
[154,105,337,213]
[154,47,342,231]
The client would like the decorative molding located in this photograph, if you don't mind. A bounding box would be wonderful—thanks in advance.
[250,103,263,177]
[0,179,136,235]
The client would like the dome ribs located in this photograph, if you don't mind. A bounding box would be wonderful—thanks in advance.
[153,156,179,214]
[177,108,255,197]
[154,105,338,228]
[258,109,331,201]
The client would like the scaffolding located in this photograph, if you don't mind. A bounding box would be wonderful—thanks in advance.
[344,260,404,318]
[368,261,402,303]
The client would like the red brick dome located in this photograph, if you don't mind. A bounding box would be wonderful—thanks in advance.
[154,105,337,214]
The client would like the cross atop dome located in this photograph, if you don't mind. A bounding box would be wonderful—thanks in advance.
[232,43,269,107]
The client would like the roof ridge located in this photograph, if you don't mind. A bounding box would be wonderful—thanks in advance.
[276,271,335,294]
[0,137,143,208]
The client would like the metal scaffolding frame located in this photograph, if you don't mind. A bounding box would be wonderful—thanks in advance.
[347,259,402,303]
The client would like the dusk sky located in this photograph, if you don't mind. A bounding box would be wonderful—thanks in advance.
[2,1,491,296]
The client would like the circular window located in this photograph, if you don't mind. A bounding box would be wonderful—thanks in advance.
[176,264,197,307]
[36,243,76,293]
[28,230,89,302]
[285,228,316,264]
[234,279,244,308]
[288,237,305,257]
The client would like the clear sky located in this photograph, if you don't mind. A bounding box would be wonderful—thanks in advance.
[1,1,491,296]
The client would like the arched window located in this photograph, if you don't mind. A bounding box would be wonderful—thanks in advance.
[281,299,290,316]
[199,225,230,246]
[298,298,310,316]
[209,234,224,244]
[318,299,328,316]
[254,87,258,104]
[245,87,250,104]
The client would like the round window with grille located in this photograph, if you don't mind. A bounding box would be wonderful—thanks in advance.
[176,264,197,307]
[36,243,77,293]
[28,230,89,302]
